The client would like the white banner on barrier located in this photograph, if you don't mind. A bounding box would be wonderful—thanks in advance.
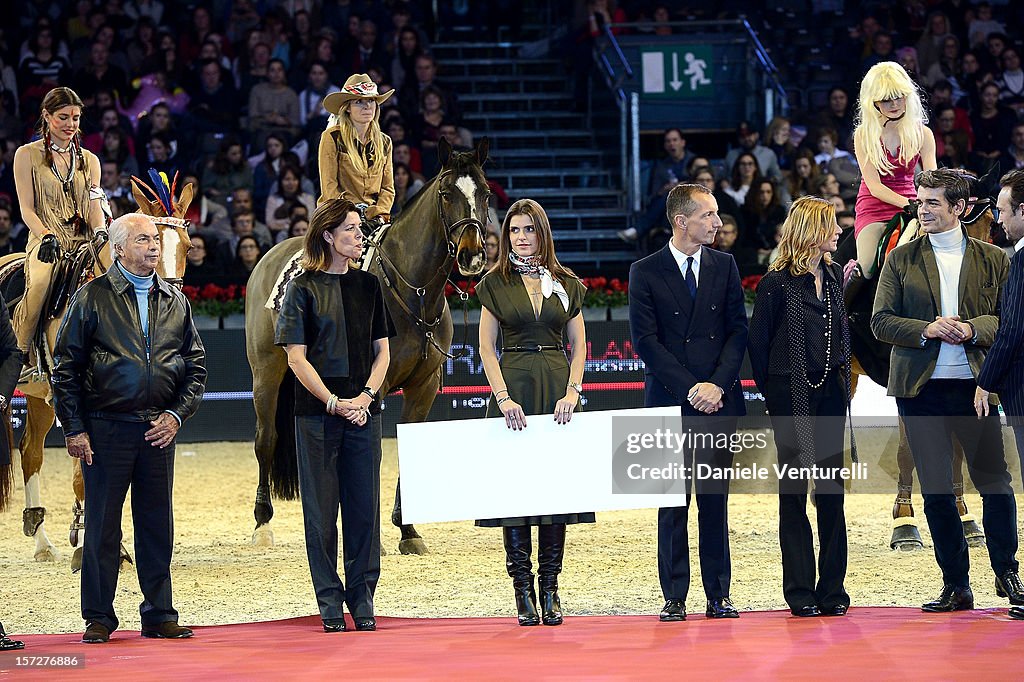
[397,407,687,524]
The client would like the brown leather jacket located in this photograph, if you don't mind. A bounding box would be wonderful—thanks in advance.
[317,126,394,219]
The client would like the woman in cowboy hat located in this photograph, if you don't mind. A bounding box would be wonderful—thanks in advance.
[318,73,395,222]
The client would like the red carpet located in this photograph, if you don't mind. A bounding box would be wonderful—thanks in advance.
[2,609,1022,680]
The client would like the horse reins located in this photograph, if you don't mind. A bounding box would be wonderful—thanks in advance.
[365,170,485,360]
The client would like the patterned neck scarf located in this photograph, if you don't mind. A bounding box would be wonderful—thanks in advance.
[509,252,569,312]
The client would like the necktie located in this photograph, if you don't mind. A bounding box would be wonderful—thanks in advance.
[684,256,696,298]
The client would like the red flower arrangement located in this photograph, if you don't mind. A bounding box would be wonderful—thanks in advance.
[444,277,630,311]
[182,283,247,317]
[740,274,762,305]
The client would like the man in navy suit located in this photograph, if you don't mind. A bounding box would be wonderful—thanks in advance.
[628,183,749,621]
[977,169,1024,620]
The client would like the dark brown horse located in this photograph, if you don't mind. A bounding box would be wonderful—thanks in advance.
[245,138,489,553]
[843,172,996,550]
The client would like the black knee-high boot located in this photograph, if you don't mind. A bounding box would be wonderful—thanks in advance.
[503,526,539,626]
[537,524,566,626]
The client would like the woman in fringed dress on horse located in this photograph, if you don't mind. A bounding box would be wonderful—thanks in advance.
[12,86,107,370]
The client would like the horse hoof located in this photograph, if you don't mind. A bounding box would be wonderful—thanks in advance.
[251,527,275,548]
[119,544,134,570]
[398,538,429,555]
[962,516,985,547]
[890,519,924,551]
[34,545,59,562]
[71,547,83,574]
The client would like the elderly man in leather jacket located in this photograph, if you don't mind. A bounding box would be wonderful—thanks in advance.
[52,212,206,645]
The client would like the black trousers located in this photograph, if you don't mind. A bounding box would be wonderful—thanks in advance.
[657,413,734,602]
[897,379,1018,587]
[295,413,382,621]
[764,372,849,611]
[81,419,177,632]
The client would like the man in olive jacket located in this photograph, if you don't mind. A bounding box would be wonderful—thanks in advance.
[52,213,206,644]
[871,169,1020,615]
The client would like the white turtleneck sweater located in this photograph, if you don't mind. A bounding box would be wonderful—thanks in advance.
[929,227,973,380]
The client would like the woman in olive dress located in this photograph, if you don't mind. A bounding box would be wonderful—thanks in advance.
[475,198,592,627]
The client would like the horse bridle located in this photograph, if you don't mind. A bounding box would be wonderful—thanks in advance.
[366,170,486,359]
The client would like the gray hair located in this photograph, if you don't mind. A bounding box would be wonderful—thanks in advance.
[108,213,153,252]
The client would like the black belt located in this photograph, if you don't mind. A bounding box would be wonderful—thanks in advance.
[502,344,564,352]
[88,409,165,423]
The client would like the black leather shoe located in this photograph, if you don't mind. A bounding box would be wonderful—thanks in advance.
[659,599,686,622]
[141,621,193,639]
[820,604,849,616]
[1009,606,1024,620]
[353,617,376,632]
[705,597,739,619]
[322,619,346,633]
[922,584,974,612]
[0,621,24,651]
[791,605,820,617]
[83,622,111,644]
[995,571,1024,605]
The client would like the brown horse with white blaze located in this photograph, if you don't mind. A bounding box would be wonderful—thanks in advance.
[246,137,489,553]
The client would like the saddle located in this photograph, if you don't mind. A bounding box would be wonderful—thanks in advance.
[265,220,390,313]
[44,242,95,322]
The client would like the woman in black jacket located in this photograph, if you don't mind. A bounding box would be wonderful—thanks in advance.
[747,196,851,618]
[275,198,395,634]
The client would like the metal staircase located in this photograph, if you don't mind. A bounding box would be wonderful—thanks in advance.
[432,41,635,275]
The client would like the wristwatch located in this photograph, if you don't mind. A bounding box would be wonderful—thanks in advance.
[567,381,583,396]
[362,386,380,401]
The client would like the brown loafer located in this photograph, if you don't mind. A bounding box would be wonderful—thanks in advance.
[141,621,193,639]
[83,622,110,644]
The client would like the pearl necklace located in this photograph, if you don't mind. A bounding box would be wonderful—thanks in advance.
[808,278,833,389]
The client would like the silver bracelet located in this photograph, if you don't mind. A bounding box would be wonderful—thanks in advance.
[326,394,339,414]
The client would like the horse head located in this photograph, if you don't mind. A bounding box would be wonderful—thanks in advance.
[129,171,194,285]
[957,168,998,243]
[435,137,489,276]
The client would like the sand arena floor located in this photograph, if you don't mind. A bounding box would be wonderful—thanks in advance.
[1,438,1022,634]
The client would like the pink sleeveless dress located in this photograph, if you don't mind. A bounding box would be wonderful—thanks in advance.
[854,147,920,236]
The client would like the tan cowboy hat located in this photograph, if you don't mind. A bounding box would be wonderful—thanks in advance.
[323,74,395,115]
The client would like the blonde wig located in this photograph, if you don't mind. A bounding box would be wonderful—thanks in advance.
[853,61,927,176]
[769,196,836,277]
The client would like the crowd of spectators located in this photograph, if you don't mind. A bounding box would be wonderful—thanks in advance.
[615,1,1024,276]
[0,0,501,288]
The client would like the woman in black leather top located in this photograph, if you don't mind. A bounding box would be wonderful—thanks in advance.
[275,198,395,634]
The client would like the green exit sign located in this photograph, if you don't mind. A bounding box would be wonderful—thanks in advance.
[641,47,715,98]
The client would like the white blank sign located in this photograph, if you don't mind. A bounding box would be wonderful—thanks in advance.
[397,407,686,524]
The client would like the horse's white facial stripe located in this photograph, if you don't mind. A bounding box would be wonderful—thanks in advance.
[159,229,179,278]
[455,175,479,223]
